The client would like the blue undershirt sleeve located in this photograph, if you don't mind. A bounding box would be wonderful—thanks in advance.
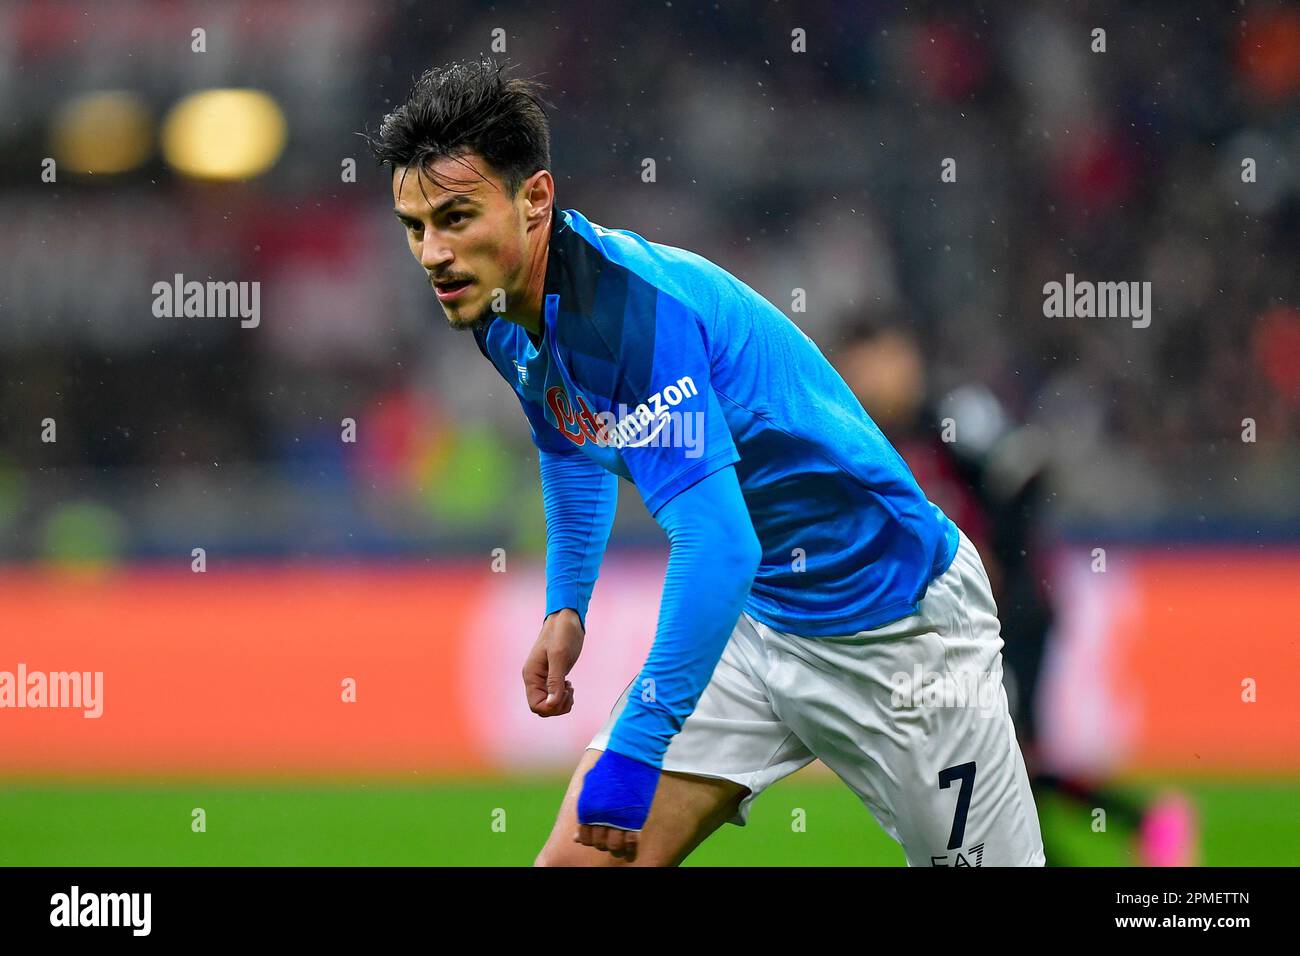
[539,448,618,628]
[604,464,761,768]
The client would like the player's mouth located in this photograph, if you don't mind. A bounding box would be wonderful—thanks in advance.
[433,277,474,302]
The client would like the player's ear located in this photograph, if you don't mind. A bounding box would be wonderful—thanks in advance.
[520,169,554,226]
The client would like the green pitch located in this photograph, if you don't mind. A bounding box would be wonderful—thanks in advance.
[1,774,1295,866]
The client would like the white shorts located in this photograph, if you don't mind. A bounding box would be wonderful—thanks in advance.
[588,531,1046,867]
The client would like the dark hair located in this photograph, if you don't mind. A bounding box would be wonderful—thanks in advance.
[366,58,550,196]
[838,312,914,348]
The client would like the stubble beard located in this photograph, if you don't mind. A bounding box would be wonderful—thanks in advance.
[441,297,496,333]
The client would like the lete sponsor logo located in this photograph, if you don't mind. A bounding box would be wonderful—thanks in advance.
[545,376,703,455]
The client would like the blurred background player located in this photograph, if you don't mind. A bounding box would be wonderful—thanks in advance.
[834,316,1199,866]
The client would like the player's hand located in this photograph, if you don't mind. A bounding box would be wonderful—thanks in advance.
[523,608,583,717]
[575,749,661,862]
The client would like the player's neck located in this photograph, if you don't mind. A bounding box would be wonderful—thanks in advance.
[498,210,552,338]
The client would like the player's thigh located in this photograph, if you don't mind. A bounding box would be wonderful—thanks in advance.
[765,535,1045,866]
[777,635,1043,866]
[534,748,747,867]
[856,656,1044,868]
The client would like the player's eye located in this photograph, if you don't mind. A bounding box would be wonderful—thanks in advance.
[446,211,470,227]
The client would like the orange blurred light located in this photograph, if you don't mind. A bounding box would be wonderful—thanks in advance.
[50,90,153,175]
[161,89,287,181]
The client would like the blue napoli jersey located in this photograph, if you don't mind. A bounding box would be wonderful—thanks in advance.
[474,208,959,635]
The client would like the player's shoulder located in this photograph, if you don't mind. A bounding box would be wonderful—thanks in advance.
[569,208,737,294]
[556,208,754,346]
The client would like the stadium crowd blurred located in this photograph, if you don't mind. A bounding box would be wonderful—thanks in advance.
[0,0,1296,562]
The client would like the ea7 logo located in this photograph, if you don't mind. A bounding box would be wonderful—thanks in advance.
[931,843,985,867]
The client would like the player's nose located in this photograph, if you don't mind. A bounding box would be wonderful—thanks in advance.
[419,235,454,271]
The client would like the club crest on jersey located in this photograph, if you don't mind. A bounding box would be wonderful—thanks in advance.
[544,377,698,450]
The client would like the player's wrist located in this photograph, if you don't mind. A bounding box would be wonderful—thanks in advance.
[544,606,584,631]
[577,749,661,831]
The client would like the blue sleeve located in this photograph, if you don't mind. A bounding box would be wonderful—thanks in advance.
[539,448,618,628]
[604,464,761,768]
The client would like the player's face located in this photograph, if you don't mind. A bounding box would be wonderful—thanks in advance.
[392,153,531,330]
[838,331,927,433]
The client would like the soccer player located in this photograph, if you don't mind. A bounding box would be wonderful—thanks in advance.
[836,318,1198,866]
[368,59,1045,866]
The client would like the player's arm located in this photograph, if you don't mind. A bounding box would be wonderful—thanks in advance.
[575,463,760,847]
[469,325,620,718]
[522,446,618,717]
[568,289,757,857]
[539,448,618,630]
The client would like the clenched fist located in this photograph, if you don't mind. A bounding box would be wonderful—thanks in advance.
[522,608,584,717]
